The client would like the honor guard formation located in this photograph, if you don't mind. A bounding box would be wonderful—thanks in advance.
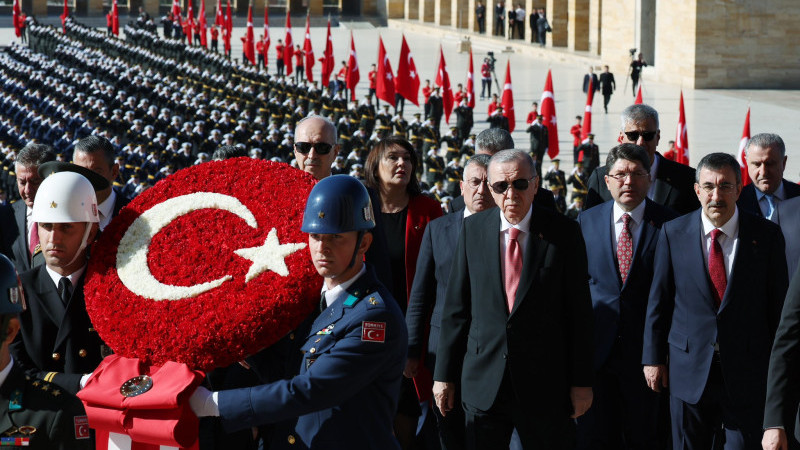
[1,10,800,450]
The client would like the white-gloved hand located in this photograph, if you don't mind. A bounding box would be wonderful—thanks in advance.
[189,386,220,417]
[79,373,92,390]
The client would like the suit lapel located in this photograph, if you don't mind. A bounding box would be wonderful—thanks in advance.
[626,200,658,288]
[600,202,622,289]
[32,265,66,330]
[652,154,675,206]
[475,211,506,314]
[54,274,86,350]
[719,214,752,312]
[512,209,548,316]
[677,211,716,307]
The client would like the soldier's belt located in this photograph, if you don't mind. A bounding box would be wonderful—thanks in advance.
[428,168,442,173]
[573,188,588,194]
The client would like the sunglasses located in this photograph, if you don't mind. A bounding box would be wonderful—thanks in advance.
[624,131,658,142]
[490,178,533,195]
[294,142,334,155]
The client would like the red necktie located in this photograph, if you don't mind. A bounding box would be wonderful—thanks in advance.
[504,227,522,313]
[28,221,39,257]
[708,229,727,309]
[617,213,633,284]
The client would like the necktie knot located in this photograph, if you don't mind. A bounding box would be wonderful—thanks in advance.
[58,277,72,305]
[508,227,521,241]
[710,228,722,241]
[621,213,631,226]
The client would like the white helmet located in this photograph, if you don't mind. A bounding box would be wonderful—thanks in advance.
[31,171,99,224]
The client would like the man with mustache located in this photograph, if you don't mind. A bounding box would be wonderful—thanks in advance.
[576,144,677,449]
[643,153,788,450]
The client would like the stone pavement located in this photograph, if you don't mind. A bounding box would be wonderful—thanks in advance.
[2,18,800,178]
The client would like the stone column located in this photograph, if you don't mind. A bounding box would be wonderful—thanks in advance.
[405,0,419,20]
[588,0,601,54]
[546,0,568,47]
[451,0,470,29]
[436,0,452,25]
[486,1,496,36]
[567,0,589,51]
[420,0,434,22]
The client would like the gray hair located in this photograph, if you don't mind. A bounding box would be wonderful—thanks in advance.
[476,128,514,155]
[296,115,338,144]
[695,152,742,186]
[16,144,55,169]
[747,133,785,157]
[463,153,492,180]
[487,149,536,183]
[620,104,659,130]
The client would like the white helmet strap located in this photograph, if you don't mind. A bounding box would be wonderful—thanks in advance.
[63,223,93,268]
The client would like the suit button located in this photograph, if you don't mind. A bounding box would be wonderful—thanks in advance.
[503,353,507,359]
[287,435,296,445]
[506,324,512,329]
[78,349,87,358]
[289,333,295,340]
[52,353,61,361]
[309,348,316,354]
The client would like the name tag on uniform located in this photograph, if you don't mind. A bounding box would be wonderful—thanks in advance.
[361,322,386,343]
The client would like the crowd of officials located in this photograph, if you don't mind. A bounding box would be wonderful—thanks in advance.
[1,14,800,450]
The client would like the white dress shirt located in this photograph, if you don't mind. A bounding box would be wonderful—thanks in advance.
[612,200,646,255]
[499,206,533,282]
[97,189,117,231]
[320,265,366,309]
[45,264,87,291]
[756,181,785,223]
[700,207,740,279]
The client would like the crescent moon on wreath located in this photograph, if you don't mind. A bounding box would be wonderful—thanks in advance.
[116,192,258,301]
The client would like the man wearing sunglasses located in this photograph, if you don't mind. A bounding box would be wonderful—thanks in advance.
[585,104,699,215]
[434,149,594,449]
[293,116,339,181]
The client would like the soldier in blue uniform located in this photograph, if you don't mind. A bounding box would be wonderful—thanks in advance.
[0,254,93,449]
[191,175,408,450]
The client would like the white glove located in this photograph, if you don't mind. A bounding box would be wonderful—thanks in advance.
[189,386,220,417]
[79,373,92,390]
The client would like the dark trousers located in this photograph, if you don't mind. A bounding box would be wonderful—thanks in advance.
[433,389,466,450]
[395,94,405,116]
[463,370,575,450]
[481,79,491,98]
[368,88,379,108]
[478,18,485,33]
[631,75,639,96]
[296,65,304,83]
[494,19,504,36]
[576,344,665,450]
[603,94,612,113]
[670,358,762,450]
[277,59,284,76]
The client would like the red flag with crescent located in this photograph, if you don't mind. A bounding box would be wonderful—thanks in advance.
[111,0,119,36]
[376,37,396,106]
[675,91,690,165]
[284,10,294,76]
[262,3,270,66]
[244,4,255,65]
[580,77,593,143]
[435,47,454,124]
[395,35,419,106]
[320,18,334,86]
[540,69,560,159]
[303,13,314,82]
[501,60,515,132]
[197,0,207,47]
[346,32,360,100]
[466,48,475,108]
[739,107,751,186]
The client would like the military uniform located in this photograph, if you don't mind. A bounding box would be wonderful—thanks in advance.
[0,363,92,449]
[217,265,407,450]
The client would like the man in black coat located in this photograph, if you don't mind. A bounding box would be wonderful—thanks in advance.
[599,65,616,114]
[585,104,699,215]
[736,133,800,224]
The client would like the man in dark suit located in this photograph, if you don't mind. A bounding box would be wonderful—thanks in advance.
[599,65,616,114]
[763,264,800,450]
[643,153,788,449]
[526,113,549,176]
[72,135,130,230]
[736,133,800,225]
[585,104,699,215]
[6,144,55,274]
[434,149,594,449]
[11,171,108,395]
[576,144,677,449]
[406,154,494,449]
[582,67,600,97]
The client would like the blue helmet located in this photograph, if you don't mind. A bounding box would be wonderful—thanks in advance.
[0,254,24,315]
[302,175,375,234]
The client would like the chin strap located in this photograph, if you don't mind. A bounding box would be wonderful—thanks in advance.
[348,230,366,269]
[64,223,93,268]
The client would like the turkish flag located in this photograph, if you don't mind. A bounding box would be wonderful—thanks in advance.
[223,0,231,53]
[466,48,475,109]
[634,84,643,104]
[172,0,181,22]
[500,60,515,132]
[320,18,334,86]
[262,5,270,66]
[12,0,21,38]
[376,37,396,107]
[184,1,194,45]
[395,35,419,106]
[674,91,690,165]
[215,0,223,27]
[60,0,70,32]
[739,107,751,186]
[435,47,454,124]
[580,77,593,142]
[197,0,207,47]
[111,0,119,36]
[303,14,314,82]
[283,11,294,76]
[540,70,560,159]
[346,32,360,100]
[243,4,255,65]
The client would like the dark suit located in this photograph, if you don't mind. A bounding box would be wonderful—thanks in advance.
[599,72,616,113]
[764,263,800,449]
[435,205,594,448]
[407,211,470,449]
[643,210,788,448]
[736,180,800,220]
[778,195,800,278]
[585,152,699,215]
[11,265,106,394]
[576,199,677,449]
[8,201,33,273]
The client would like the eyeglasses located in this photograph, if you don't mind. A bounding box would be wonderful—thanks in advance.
[607,171,649,182]
[623,131,658,142]
[294,142,334,155]
[466,177,489,189]
[490,178,534,194]
[699,183,737,194]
